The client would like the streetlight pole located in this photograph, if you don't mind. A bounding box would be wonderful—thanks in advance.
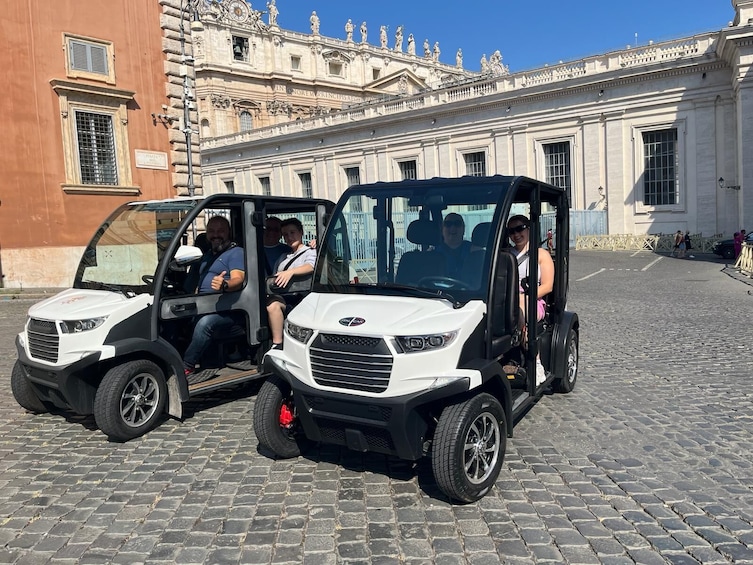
[179,0,203,197]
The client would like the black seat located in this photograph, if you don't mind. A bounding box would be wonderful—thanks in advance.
[395,219,446,285]
[461,222,491,289]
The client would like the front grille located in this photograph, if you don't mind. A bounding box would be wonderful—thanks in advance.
[309,333,393,393]
[27,318,60,363]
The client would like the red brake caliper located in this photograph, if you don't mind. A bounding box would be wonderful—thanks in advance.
[279,402,295,427]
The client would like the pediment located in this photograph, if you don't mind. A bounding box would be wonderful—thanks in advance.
[365,69,427,96]
[322,49,353,63]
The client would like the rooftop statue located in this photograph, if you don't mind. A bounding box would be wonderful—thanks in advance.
[360,21,367,44]
[395,25,404,52]
[310,11,320,35]
[345,19,354,42]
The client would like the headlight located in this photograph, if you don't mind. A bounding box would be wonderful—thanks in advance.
[285,320,313,344]
[395,331,458,353]
[60,317,108,333]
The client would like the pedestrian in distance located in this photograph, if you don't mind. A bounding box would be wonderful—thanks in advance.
[672,230,686,258]
[733,231,743,259]
[684,230,694,259]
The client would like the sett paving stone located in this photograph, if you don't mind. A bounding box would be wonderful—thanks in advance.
[3,252,753,563]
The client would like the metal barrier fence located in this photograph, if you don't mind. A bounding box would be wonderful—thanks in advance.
[576,233,723,253]
[734,243,753,278]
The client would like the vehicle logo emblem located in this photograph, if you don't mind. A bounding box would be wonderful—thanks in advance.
[339,317,365,327]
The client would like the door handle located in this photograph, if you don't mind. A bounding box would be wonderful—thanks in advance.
[171,303,197,313]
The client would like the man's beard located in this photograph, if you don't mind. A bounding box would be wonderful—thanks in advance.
[211,238,228,253]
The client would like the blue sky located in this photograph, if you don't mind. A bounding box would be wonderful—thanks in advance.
[257,0,735,72]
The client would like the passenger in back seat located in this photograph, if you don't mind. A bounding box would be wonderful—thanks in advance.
[507,215,554,385]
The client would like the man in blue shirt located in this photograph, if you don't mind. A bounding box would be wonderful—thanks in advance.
[183,215,245,376]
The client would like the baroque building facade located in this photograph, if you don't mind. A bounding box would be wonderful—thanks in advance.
[198,0,753,240]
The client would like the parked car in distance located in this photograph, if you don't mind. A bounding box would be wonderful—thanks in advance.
[712,232,753,259]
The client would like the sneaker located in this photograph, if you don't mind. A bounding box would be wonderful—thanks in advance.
[535,358,546,386]
[184,366,195,377]
[270,343,283,351]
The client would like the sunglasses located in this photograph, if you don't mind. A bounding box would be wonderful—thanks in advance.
[443,220,463,228]
[508,224,528,234]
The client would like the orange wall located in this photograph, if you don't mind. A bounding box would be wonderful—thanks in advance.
[0,0,175,252]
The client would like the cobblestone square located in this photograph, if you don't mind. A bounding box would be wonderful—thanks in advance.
[1,251,752,564]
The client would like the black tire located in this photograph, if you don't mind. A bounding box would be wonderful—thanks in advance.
[11,361,48,414]
[723,247,735,260]
[253,374,309,458]
[553,329,579,394]
[431,393,506,503]
[93,360,167,441]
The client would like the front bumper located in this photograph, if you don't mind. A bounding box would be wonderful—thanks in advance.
[16,336,102,414]
[265,355,470,461]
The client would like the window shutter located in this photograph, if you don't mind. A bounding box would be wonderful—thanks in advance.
[69,39,108,75]
[70,41,89,71]
[89,45,108,74]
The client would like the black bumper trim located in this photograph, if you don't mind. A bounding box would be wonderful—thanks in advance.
[266,357,470,460]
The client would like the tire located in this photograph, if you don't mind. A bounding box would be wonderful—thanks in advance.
[431,393,506,503]
[553,329,579,394]
[94,360,167,441]
[253,374,309,458]
[11,361,48,414]
[723,247,735,260]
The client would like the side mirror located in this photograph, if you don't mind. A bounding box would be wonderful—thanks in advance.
[170,245,203,270]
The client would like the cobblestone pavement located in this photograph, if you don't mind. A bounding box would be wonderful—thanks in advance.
[1,251,752,564]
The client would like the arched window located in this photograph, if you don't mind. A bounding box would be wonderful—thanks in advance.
[239,111,253,132]
[200,119,210,139]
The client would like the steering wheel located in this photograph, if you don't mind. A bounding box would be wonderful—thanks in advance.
[417,276,470,290]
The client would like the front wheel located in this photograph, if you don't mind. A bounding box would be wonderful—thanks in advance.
[11,361,48,413]
[253,374,309,458]
[553,329,578,394]
[94,360,167,441]
[431,393,506,503]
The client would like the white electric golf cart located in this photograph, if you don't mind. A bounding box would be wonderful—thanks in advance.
[13,194,334,441]
[254,175,579,502]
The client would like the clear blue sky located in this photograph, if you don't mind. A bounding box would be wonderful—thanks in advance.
[258,0,735,72]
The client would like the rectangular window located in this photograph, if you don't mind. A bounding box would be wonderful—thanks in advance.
[291,56,301,71]
[259,176,271,196]
[224,180,235,194]
[64,35,114,83]
[299,172,313,198]
[75,110,117,185]
[398,160,417,180]
[328,62,343,76]
[643,129,678,206]
[345,167,360,187]
[543,141,571,196]
[372,68,381,80]
[69,40,108,75]
[232,36,249,61]
[463,152,486,177]
[345,167,362,211]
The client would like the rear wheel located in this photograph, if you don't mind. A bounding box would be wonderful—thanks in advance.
[553,329,578,393]
[94,360,167,441]
[431,393,506,503]
[11,361,48,413]
[722,247,735,260]
[253,374,309,458]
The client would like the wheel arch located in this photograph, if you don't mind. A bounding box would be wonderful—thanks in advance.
[106,337,187,418]
[460,358,515,437]
[551,311,579,382]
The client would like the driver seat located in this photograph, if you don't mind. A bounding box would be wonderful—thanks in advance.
[395,219,446,285]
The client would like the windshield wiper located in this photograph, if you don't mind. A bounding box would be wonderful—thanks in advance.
[359,281,462,307]
[83,280,135,298]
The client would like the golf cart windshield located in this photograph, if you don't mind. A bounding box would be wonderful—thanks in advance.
[313,177,513,302]
[73,200,198,295]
